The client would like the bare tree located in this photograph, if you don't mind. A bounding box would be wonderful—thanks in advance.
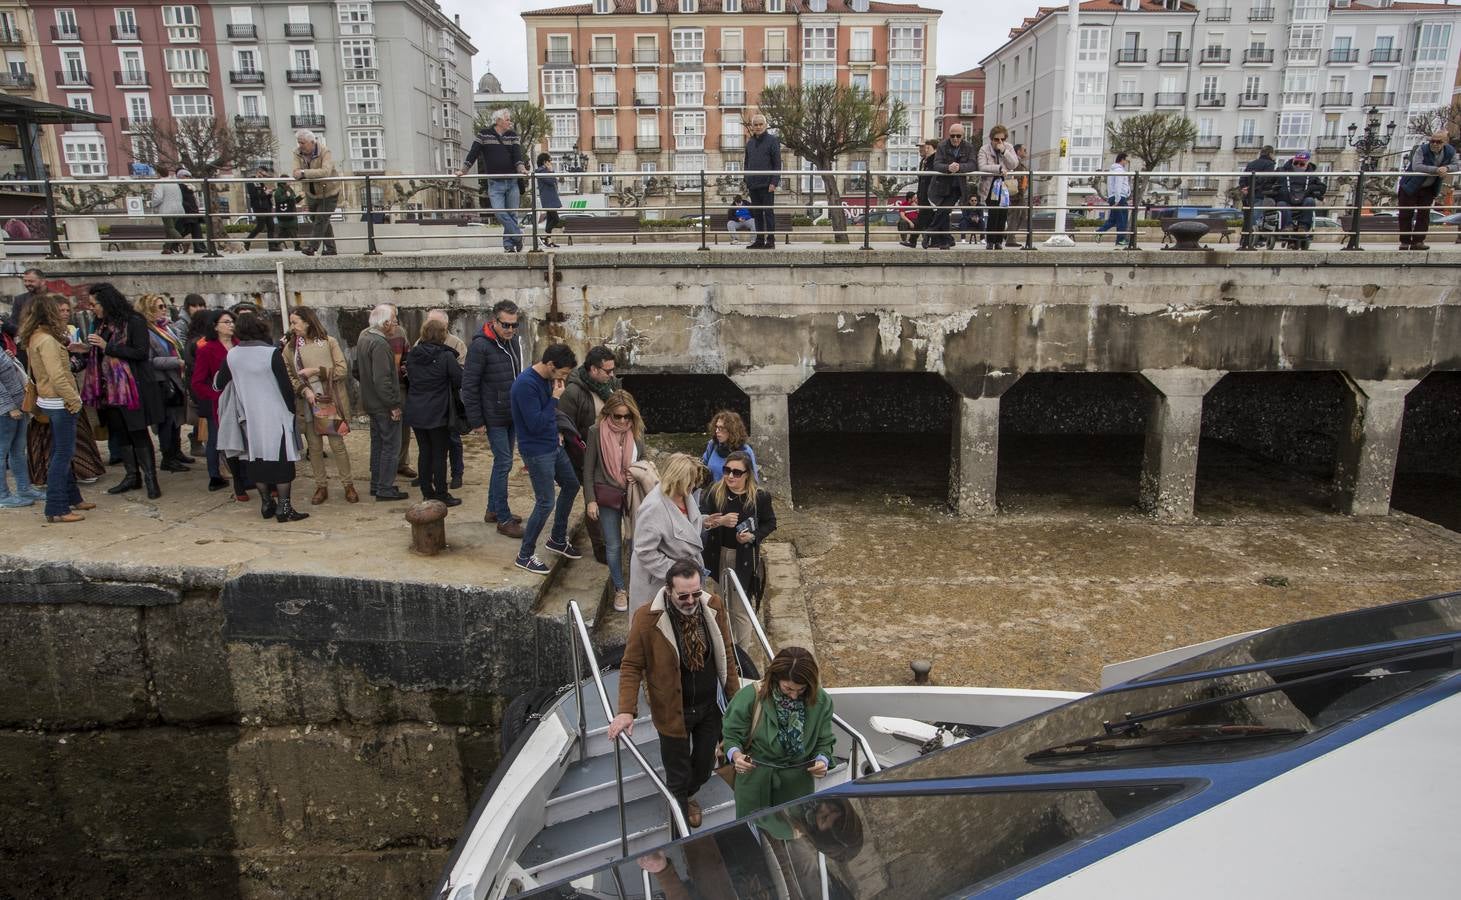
[756,83,907,242]
[129,116,278,178]
[1408,98,1461,149]
[53,183,141,215]
[1105,112,1200,212]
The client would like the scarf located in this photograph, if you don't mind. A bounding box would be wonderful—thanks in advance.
[599,415,634,487]
[668,598,708,673]
[81,321,141,411]
[149,317,182,357]
[579,364,614,401]
[292,335,330,399]
[772,687,808,758]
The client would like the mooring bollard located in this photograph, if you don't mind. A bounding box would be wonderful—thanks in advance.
[911,659,932,685]
[406,500,449,556]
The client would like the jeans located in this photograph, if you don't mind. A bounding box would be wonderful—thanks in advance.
[0,413,36,498]
[599,503,626,591]
[204,411,222,480]
[368,411,401,494]
[1097,200,1130,240]
[519,446,579,560]
[448,429,464,480]
[306,195,338,254]
[747,186,776,242]
[413,425,451,500]
[486,423,515,520]
[1278,197,1316,232]
[487,178,523,250]
[44,407,82,517]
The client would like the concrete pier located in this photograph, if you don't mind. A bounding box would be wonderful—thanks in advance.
[1334,377,1420,516]
[1139,369,1228,520]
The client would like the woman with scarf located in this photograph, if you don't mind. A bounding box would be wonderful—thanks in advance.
[283,306,357,504]
[135,294,191,473]
[583,389,646,613]
[701,409,757,484]
[700,449,776,649]
[190,308,241,495]
[20,295,95,523]
[215,314,307,523]
[721,646,835,840]
[25,295,106,489]
[84,284,163,499]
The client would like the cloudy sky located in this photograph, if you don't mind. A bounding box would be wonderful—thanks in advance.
[440,0,1057,92]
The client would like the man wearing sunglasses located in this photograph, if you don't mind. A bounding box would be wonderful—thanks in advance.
[559,345,621,564]
[928,126,975,249]
[610,558,739,829]
[1397,131,1455,252]
[463,300,526,536]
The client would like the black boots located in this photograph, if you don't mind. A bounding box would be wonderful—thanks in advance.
[106,449,140,494]
[139,451,161,500]
[160,451,191,473]
[260,492,278,519]
[275,498,309,523]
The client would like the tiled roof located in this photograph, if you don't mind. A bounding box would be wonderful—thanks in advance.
[1332,1,1461,11]
[1008,1,1197,39]
[523,0,940,16]
[937,66,985,82]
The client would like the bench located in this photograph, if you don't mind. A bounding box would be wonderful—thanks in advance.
[1160,214,1233,246]
[561,215,641,245]
[105,223,170,251]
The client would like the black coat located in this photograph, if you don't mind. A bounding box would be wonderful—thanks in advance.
[1267,161,1326,204]
[246,182,272,214]
[461,328,523,429]
[930,138,975,205]
[915,153,936,205]
[403,341,463,430]
[700,487,777,602]
[744,131,782,190]
[98,313,164,430]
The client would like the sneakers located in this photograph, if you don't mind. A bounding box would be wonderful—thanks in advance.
[0,495,34,508]
[613,590,629,612]
[515,555,550,575]
[546,538,582,560]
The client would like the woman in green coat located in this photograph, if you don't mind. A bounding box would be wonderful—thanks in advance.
[722,646,836,840]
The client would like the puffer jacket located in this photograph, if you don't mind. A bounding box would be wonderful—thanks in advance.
[461,324,523,429]
[1267,161,1326,204]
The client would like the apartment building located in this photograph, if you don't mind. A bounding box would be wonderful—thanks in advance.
[934,66,984,141]
[980,0,1461,199]
[520,0,941,193]
[0,1,64,177]
[28,0,473,189]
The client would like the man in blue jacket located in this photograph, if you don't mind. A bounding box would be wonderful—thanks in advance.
[743,114,781,250]
[510,343,581,575]
[464,300,524,536]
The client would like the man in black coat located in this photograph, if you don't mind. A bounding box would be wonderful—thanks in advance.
[1238,145,1277,249]
[928,126,975,249]
[743,114,781,250]
[1267,150,1326,245]
[244,168,276,251]
[462,299,525,536]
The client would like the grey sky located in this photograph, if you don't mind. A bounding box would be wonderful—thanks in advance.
[442,0,1055,92]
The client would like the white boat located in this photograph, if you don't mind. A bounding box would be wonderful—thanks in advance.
[437,583,1461,899]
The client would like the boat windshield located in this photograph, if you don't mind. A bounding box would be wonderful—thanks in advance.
[514,783,1189,899]
[866,639,1461,782]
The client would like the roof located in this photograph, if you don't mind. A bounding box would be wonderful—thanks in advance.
[1007,0,1196,40]
[0,93,110,126]
[1332,1,1461,11]
[523,0,940,16]
[937,66,985,83]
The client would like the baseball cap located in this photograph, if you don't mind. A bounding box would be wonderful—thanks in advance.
[1293,150,1311,161]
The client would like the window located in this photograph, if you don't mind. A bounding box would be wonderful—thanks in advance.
[126,94,151,123]
[1075,72,1105,105]
[637,116,659,140]
[1287,24,1323,63]
[804,62,835,85]
[1281,70,1314,105]
[1408,67,1445,108]
[62,134,106,176]
[292,48,316,70]
[889,25,923,60]
[1201,75,1220,97]
[341,39,376,70]
[724,0,742,10]
[1244,75,1262,95]
[887,148,918,171]
[765,69,786,88]
[766,0,784,11]
[671,28,704,63]
[638,0,654,11]
[721,113,743,143]
[295,92,320,116]
[541,69,577,107]
[679,0,698,11]
[595,114,616,139]
[548,112,579,151]
[66,94,92,113]
[1077,26,1109,62]
[1071,114,1102,151]
[594,0,611,11]
[888,64,921,109]
[673,71,704,106]
[803,25,835,60]
[672,111,705,150]
[960,90,974,114]
[235,48,258,72]
[163,5,200,41]
[850,71,870,91]
[1292,0,1325,21]
[338,3,372,25]
[1069,155,1100,173]
[1239,117,1257,139]
[120,49,145,79]
[1374,34,1394,51]
[238,93,264,117]
[1276,111,1311,150]
[55,8,78,39]
[721,70,743,98]
[345,83,382,124]
[169,93,214,117]
[164,47,208,86]
[115,8,139,39]
[1416,23,1452,62]
[1197,116,1214,138]
[1331,34,1352,52]
[348,131,385,170]
[674,152,706,189]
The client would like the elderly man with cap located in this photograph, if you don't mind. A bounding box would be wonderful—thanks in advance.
[1397,131,1456,251]
[1266,149,1326,249]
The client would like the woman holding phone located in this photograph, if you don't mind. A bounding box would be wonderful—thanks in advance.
[700,449,775,648]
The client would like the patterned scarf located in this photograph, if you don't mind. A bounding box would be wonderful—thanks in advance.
[80,322,141,411]
[772,687,808,758]
[668,597,708,672]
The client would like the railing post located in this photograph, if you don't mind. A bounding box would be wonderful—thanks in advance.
[567,605,587,764]
[202,176,220,258]
[530,170,540,253]
[1239,170,1258,251]
[861,172,872,251]
[698,168,708,251]
[1125,172,1140,251]
[1344,169,1366,251]
[43,175,64,259]
[1023,169,1035,249]
[363,174,380,255]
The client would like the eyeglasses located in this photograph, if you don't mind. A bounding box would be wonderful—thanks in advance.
[949,134,964,139]
[495,319,519,330]
[724,468,747,477]
[610,413,632,421]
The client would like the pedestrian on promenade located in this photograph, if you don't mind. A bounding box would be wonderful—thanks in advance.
[609,558,740,829]
[284,306,357,505]
[929,125,975,250]
[1398,131,1456,251]
[630,453,706,612]
[727,195,755,244]
[404,316,464,507]
[904,139,938,248]
[150,168,185,255]
[175,168,206,255]
[1095,152,1132,246]
[0,328,45,508]
[86,284,163,500]
[560,345,621,563]
[1268,150,1325,247]
[273,181,303,251]
[244,168,276,252]
[215,315,308,523]
[419,309,468,490]
[1005,143,1031,247]
[700,449,776,649]
[744,114,781,250]
[1238,145,1277,250]
[583,389,646,612]
[191,309,237,494]
[509,342,581,575]
[701,409,756,483]
[534,153,563,249]
[457,109,529,253]
[25,295,105,489]
[463,299,525,535]
[4,266,46,360]
[357,304,407,501]
[134,293,190,474]
[292,130,340,257]
[722,646,835,839]
[20,294,93,523]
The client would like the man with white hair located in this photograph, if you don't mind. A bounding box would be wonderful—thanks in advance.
[419,308,468,488]
[357,304,408,501]
[1397,130,1456,251]
[292,129,341,256]
[457,109,529,253]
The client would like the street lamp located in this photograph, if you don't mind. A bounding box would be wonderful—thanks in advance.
[1345,106,1398,171]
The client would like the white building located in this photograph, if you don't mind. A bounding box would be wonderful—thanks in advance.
[979,0,1461,200]
[472,67,528,124]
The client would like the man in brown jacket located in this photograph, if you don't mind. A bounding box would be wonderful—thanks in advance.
[291,129,341,256]
[609,558,740,829]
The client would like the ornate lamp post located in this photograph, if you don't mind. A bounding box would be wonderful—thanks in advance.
[1345,106,1398,171]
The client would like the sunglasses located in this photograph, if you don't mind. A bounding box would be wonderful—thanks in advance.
[950,134,964,139]
[673,592,699,604]
[495,320,519,330]
[724,467,747,477]
[610,413,632,421]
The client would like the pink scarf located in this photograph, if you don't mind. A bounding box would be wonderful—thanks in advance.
[599,416,635,487]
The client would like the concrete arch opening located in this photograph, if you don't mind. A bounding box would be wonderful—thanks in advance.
[1395,372,1461,531]
[619,374,749,443]
[788,372,956,508]
[998,373,1150,512]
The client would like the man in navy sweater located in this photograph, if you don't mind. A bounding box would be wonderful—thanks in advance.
[509,343,581,574]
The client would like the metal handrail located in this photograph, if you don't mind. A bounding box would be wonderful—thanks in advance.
[565,600,691,855]
[719,568,882,775]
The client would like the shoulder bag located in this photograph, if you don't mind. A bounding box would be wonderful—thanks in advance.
[715,694,763,789]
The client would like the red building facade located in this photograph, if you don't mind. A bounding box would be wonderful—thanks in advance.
[934,65,984,142]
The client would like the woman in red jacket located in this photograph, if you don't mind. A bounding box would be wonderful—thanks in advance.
[189,309,236,494]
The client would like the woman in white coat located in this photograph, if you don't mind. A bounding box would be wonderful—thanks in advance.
[628,452,706,614]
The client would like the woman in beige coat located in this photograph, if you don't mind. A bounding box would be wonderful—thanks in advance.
[284,306,357,504]
[976,124,1019,250]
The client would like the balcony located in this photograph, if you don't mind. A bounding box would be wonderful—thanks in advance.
[0,28,23,46]
[1243,48,1274,64]
[343,68,378,82]
[1195,93,1226,108]
[0,72,35,90]
[634,48,659,65]
[110,25,141,42]
[718,91,746,106]
[1320,91,1352,107]
[1237,92,1268,108]
[721,134,744,151]
[1315,135,1346,153]
[1327,48,1359,65]
[1248,7,1274,22]
[718,48,746,65]
[593,135,620,152]
[114,70,150,87]
[847,48,875,64]
[1192,136,1222,151]
[674,133,705,152]
[634,134,661,151]
[1154,92,1186,107]
[1113,92,1144,108]
[1158,48,1190,64]
[762,48,790,64]
[1286,48,1320,64]
[234,115,270,130]
[226,24,257,40]
[286,69,322,85]
[50,26,81,42]
[347,114,382,127]
[284,23,314,39]
[591,91,618,107]
[1369,48,1402,64]
[1206,7,1231,21]
[121,116,151,132]
[54,70,91,87]
[1200,47,1231,64]
[590,49,618,65]
[633,91,660,107]
[1234,134,1265,150]
[1363,91,1395,107]
[229,70,265,85]
[1188,178,1217,195]
[544,49,574,66]
[291,114,325,129]
[1116,48,1147,64]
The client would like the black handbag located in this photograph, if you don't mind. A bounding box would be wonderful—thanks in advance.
[448,390,473,436]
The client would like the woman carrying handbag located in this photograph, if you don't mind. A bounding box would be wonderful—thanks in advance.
[583,390,646,613]
[284,306,357,505]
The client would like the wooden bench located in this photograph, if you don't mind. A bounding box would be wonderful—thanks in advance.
[1336,215,1404,243]
[1160,214,1233,245]
[105,223,170,251]
[561,215,641,245]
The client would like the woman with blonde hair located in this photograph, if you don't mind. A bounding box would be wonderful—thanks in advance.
[283,306,357,504]
[629,451,706,613]
[701,408,757,483]
[583,389,646,612]
[134,293,190,473]
[20,294,95,522]
[701,448,776,647]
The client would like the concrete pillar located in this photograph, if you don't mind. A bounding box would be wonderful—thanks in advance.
[1138,369,1228,521]
[946,373,1021,517]
[1333,376,1419,516]
[730,365,812,505]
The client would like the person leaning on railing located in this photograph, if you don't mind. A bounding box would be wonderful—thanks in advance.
[456,108,529,254]
[1397,131,1456,252]
[928,126,975,250]
[292,129,340,257]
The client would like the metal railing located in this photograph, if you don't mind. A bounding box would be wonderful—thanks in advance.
[1243,48,1274,64]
